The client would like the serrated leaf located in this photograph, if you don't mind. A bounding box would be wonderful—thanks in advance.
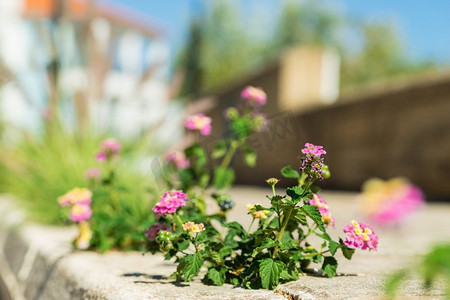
[302,205,326,232]
[322,256,338,278]
[259,258,283,290]
[252,238,277,257]
[183,253,204,281]
[328,240,340,256]
[286,186,304,202]
[206,268,226,286]
[280,166,300,178]
[339,238,356,259]
[295,209,307,225]
[214,167,235,190]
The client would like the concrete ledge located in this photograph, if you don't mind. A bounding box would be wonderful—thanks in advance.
[1,190,449,299]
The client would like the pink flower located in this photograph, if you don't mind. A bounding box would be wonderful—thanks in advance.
[309,194,335,227]
[300,143,327,180]
[301,143,327,158]
[145,223,170,241]
[241,86,267,107]
[58,188,92,206]
[184,114,212,136]
[360,178,425,227]
[343,220,378,251]
[166,151,190,169]
[85,167,101,180]
[152,190,189,219]
[96,138,121,161]
[70,204,92,222]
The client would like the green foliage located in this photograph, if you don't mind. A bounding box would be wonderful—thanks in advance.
[385,243,450,298]
[0,123,158,251]
[147,114,364,290]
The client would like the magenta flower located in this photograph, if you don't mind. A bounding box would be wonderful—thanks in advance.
[343,220,378,251]
[360,178,425,227]
[145,223,170,241]
[85,167,101,181]
[309,194,335,227]
[299,143,327,180]
[96,138,121,161]
[152,190,189,219]
[70,204,92,222]
[166,151,190,169]
[184,114,212,136]
[241,86,267,107]
[301,143,327,158]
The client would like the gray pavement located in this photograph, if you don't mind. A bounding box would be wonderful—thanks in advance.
[0,188,449,299]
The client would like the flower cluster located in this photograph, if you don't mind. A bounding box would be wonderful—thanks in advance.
[84,167,101,181]
[58,188,93,249]
[96,138,121,162]
[359,178,425,226]
[343,220,378,251]
[299,143,327,180]
[247,204,270,219]
[309,194,335,227]
[184,113,212,136]
[145,223,170,242]
[182,221,205,233]
[166,151,190,170]
[58,187,92,207]
[152,190,189,219]
[241,86,267,107]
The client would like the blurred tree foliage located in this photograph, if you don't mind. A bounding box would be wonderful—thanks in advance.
[177,0,435,98]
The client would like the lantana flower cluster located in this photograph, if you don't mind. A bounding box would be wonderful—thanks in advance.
[182,221,205,233]
[300,143,328,180]
[96,138,121,162]
[343,220,378,251]
[184,113,212,136]
[247,204,270,219]
[241,86,267,107]
[58,187,93,249]
[309,194,335,227]
[165,151,190,170]
[58,188,92,222]
[152,190,189,219]
[360,178,425,226]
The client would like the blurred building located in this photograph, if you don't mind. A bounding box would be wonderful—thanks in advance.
[0,0,181,143]
[207,46,450,200]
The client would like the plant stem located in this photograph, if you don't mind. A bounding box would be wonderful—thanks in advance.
[247,218,255,234]
[220,140,238,169]
[272,207,293,258]
[174,214,184,229]
[304,250,330,258]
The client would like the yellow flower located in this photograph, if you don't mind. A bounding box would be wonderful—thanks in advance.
[252,210,269,219]
[247,204,255,212]
[351,220,360,228]
[354,228,362,236]
[182,221,205,233]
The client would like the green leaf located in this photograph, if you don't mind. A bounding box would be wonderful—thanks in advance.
[294,209,307,225]
[219,246,232,257]
[385,270,408,298]
[286,186,304,202]
[252,238,277,257]
[302,205,325,232]
[206,268,226,286]
[328,240,340,256]
[322,256,338,278]
[214,167,235,190]
[212,141,227,159]
[177,240,190,251]
[339,238,356,260]
[183,253,204,281]
[259,258,283,290]
[224,222,246,236]
[244,150,257,167]
[280,166,300,179]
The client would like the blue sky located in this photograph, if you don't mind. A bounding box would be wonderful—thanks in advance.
[112,0,450,63]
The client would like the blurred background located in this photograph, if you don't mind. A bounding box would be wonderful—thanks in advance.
[1,0,449,202]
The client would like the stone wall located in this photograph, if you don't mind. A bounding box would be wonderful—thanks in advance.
[232,76,450,200]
